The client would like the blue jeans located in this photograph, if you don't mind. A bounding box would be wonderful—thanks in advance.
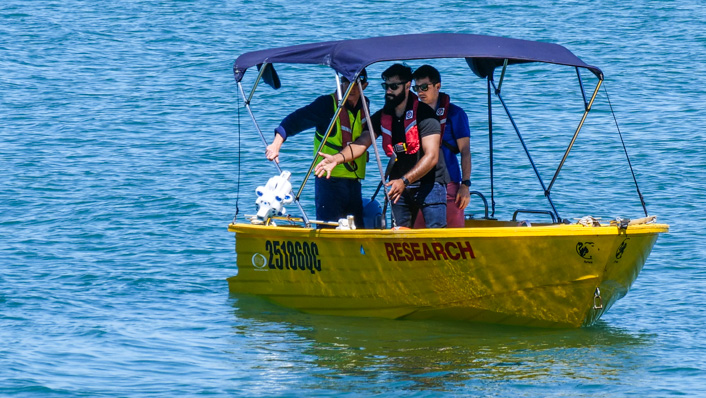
[392,182,447,228]
[315,177,363,228]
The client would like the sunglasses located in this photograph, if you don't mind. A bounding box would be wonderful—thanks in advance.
[412,82,437,92]
[381,81,406,91]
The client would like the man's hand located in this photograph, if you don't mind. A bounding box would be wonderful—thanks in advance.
[456,183,470,209]
[385,178,406,203]
[314,152,339,179]
[265,134,285,163]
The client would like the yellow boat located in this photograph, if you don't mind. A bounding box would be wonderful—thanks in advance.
[227,34,668,328]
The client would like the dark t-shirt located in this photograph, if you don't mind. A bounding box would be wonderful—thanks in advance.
[369,96,450,185]
[277,94,369,140]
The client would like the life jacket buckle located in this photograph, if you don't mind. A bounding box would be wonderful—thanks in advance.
[393,142,407,154]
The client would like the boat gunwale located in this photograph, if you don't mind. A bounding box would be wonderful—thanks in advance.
[228,222,669,238]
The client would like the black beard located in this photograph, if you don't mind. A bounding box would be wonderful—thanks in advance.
[383,90,406,113]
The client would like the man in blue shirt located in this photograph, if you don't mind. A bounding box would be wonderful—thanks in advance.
[411,65,471,228]
[265,70,369,227]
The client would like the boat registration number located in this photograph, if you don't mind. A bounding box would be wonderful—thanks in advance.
[264,240,322,274]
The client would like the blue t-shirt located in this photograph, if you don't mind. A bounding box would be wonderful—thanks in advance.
[439,102,470,183]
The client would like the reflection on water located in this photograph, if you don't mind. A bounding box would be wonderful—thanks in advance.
[229,294,650,394]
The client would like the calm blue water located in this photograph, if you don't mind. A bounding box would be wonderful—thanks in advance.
[2,0,705,396]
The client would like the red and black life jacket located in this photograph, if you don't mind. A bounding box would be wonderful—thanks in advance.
[381,96,420,157]
[435,92,451,136]
[435,92,463,154]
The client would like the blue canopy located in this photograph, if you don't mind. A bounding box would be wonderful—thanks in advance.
[233,33,603,86]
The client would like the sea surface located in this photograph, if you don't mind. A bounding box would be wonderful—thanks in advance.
[2,0,705,396]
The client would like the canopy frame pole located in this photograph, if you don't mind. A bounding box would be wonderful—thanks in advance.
[490,79,562,222]
[487,77,496,218]
[246,63,268,105]
[357,78,397,229]
[335,73,344,101]
[295,74,355,200]
[547,79,603,194]
[495,59,509,94]
[576,67,588,110]
[237,81,311,226]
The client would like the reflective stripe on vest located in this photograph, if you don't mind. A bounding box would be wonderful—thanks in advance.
[313,94,367,179]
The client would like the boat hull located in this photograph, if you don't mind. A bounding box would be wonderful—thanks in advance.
[227,222,667,328]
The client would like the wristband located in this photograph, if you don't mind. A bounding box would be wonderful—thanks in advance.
[461,179,471,187]
[402,176,411,186]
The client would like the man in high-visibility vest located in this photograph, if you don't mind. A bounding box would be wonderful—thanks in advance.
[266,70,369,227]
